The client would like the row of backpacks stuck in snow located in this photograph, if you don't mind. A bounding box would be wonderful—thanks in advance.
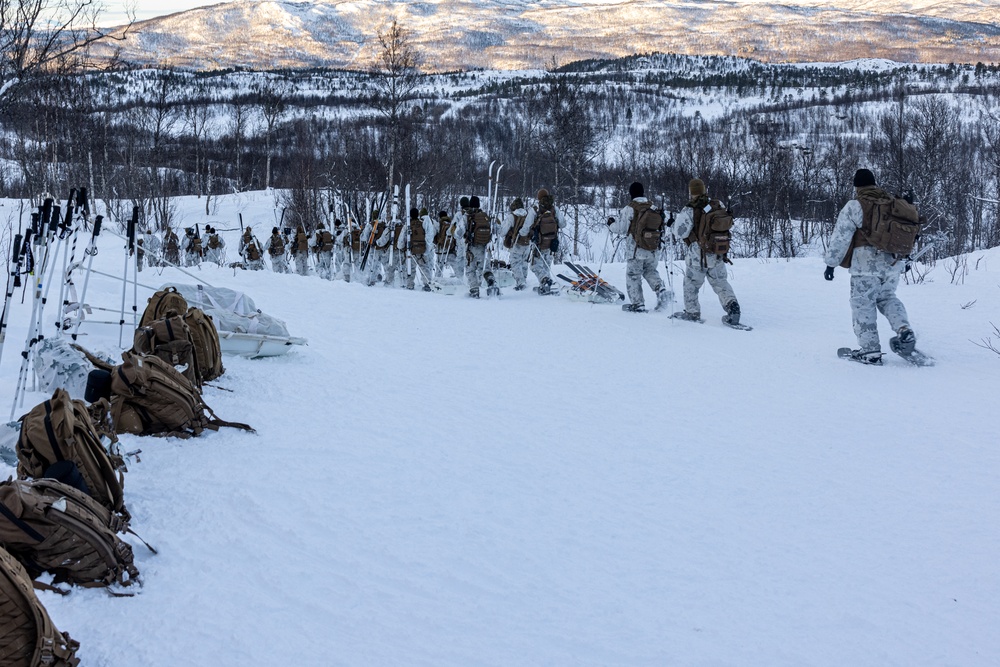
[0,287,260,666]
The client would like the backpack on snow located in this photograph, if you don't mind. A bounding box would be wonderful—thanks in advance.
[690,198,734,266]
[467,210,492,246]
[16,389,129,523]
[109,352,253,438]
[132,312,200,388]
[534,209,559,251]
[139,287,189,329]
[0,545,80,667]
[628,201,664,252]
[183,307,224,383]
[857,190,922,258]
[0,478,139,590]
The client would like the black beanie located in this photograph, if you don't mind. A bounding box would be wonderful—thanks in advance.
[853,169,877,187]
[469,196,481,209]
[272,226,279,235]
[460,196,470,208]
[410,207,419,219]
[629,182,644,199]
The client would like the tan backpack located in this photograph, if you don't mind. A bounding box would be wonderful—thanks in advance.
[139,287,189,329]
[467,210,491,246]
[110,352,253,438]
[858,189,921,257]
[132,312,200,388]
[503,213,528,249]
[0,545,80,667]
[0,478,139,590]
[687,198,734,266]
[183,308,224,383]
[628,201,664,252]
[16,389,128,523]
[534,208,559,251]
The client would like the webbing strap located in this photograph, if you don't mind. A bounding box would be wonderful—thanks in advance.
[0,502,45,543]
[42,401,66,462]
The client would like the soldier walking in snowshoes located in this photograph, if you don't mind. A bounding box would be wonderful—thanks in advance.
[610,181,671,312]
[825,168,924,365]
[672,178,742,326]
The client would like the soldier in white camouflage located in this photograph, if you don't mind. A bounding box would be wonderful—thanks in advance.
[824,168,914,365]
[525,189,564,294]
[400,207,438,290]
[267,227,289,274]
[464,195,492,298]
[434,209,464,280]
[500,198,532,290]
[609,181,670,312]
[672,178,740,324]
[313,222,335,280]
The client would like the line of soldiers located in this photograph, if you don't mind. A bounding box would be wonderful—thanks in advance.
[233,191,567,298]
[136,225,226,271]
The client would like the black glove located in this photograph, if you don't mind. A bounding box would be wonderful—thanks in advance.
[666,216,675,227]
[824,266,835,281]
[607,216,615,226]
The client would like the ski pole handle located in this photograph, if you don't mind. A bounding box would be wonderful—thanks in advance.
[93,216,103,238]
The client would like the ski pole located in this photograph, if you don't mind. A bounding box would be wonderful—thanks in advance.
[0,231,25,367]
[118,206,138,347]
[69,215,103,341]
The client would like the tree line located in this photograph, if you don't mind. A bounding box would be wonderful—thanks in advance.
[1,29,998,261]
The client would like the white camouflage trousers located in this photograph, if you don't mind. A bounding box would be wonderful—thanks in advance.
[270,254,289,274]
[847,247,910,353]
[315,250,333,280]
[625,249,665,307]
[683,247,737,315]
[529,247,554,284]
[466,245,487,294]
[508,244,531,287]
[293,253,310,276]
[365,248,391,285]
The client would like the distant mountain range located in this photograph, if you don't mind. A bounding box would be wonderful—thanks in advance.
[94,0,1000,70]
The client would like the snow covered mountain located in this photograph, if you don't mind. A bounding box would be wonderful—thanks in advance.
[97,0,1000,70]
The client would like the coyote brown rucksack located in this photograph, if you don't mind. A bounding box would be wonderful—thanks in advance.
[0,545,80,667]
[535,209,559,251]
[408,219,427,256]
[317,230,334,252]
[139,287,189,329]
[855,188,922,259]
[132,312,200,388]
[183,308,224,383]
[16,389,128,523]
[628,201,664,252]
[685,198,734,266]
[467,210,491,246]
[503,213,527,249]
[109,352,253,438]
[0,478,139,590]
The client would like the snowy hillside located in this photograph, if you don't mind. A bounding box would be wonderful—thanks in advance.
[1,191,998,665]
[92,0,1000,70]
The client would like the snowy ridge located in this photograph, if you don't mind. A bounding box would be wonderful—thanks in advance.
[90,0,1000,70]
[0,190,998,664]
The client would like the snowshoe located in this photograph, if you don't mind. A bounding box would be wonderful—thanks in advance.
[622,303,647,313]
[487,285,502,298]
[469,288,480,299]
[514,284,527,292]
[669,311,703,323]
[837,348,883,365]
[889,334,934,366]
[723,322,754,331]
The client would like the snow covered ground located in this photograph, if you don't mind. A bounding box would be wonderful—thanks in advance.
[1,193,998,666]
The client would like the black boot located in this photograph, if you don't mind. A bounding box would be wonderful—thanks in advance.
[722,301,741,326]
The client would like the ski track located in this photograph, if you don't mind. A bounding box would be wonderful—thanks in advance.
[0,193,998,666]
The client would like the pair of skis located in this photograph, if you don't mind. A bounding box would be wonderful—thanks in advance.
[556,262,625,303]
